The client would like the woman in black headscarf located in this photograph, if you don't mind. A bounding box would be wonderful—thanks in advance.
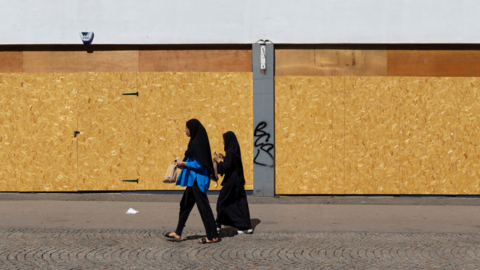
[163,119,219,244]
[213,131,253,234]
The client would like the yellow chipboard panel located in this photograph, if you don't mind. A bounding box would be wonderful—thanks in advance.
[0,73,19,191]
[344,77,375,194]
[276,76,480,195]
[2,73,479,194]
[331,77,345,194]
[344,77,401,194]
[0,73,77,192]
[456,78,480,194]
[77,72,139,191]
[398,77,429,194]
[275,76,333,194]
[374,77,401,195]
[1,72,253,192]
[136,72,253,191]
[420,78,459,194]
[10,73,45,192]
[31,73,78,191]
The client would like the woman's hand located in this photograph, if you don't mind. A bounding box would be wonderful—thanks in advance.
[213,155,222,163]
[218,153,225,159]
[175,159,186,169]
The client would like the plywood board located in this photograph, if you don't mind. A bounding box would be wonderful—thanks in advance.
[136,72,253,191]
[0,74,19,191]
[136,72,193,191]
[139,50,252,72]
[275,76,333,194]
[275,46,387,77]
[331,77,345,194]
[398,78,429,194]
[196,50,252,72]
[138,51,170,72]
[30,73,77,191]
[456,78,480,194]
[221,73,254,190]
[192,72,228,192]
[372,77,401,194]
[77,72,138,191]
[3,72,480,194]
[2,73,76,192]
[387,49,480,77]
[194,72,252,190]
[274,47,317,76]
[344,77,376,194]
[421,78,459,194]
[10,73,40,191]
[0,51,23,73]
[23,50,139,73]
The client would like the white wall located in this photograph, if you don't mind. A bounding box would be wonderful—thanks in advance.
[1,0,479,45]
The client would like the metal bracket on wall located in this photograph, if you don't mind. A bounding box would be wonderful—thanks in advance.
[122,179,139,183]
[122,92,138,96]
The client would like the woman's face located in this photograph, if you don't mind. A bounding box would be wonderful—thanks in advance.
[223,140,225,145]
[185,127,191,137]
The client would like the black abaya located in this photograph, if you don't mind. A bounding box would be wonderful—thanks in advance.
[216,132,252,230]
[184,119,214,176]
[173,119,218,240]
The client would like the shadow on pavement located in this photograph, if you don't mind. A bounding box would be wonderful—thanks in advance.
[251,218,261,230]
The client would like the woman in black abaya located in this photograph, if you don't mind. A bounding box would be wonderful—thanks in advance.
[163,119,219,244]
[213,131,253,234]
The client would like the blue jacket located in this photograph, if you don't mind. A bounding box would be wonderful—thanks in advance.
[176,158,210,194]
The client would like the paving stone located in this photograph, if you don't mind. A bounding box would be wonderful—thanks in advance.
[0,228,479,269]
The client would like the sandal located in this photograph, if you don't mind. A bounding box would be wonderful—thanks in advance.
[199,238,219,244]
[163,232,180,241]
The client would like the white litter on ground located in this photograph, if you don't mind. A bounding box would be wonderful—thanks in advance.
[126,208,139,214]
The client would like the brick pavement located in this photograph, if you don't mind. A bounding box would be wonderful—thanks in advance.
[1,228,479,270]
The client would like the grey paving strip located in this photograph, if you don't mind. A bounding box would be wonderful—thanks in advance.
[0,228,479,269]
[2,193,480,206]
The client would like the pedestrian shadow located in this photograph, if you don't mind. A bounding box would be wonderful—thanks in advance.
[217,219,261,238]
[165,219,263,242]
[165,234,218,243]
[219,227,238,238]
[251,218,261,230]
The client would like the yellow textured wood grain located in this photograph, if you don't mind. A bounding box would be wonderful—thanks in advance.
[136,72,195,191]
[422,78,459,194]
[456,78,480,194]
[199,72,254,190]
[332,77,345,194]
[136,72,185,191]
[3,72,480,194]
[11,74,39,191]
[399,78,430,194]
[77,72,138,191]
[191,72,227,191]
[136,72,253,191]
[373,77,401,194]
[275,76,333,194]
[344,77,376,194]
[30,73,77,191]
[221,73,254,190]
[0,73,19,191]
[276,76,479,195]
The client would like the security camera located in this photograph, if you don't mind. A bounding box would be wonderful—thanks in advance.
[79,32,94,45]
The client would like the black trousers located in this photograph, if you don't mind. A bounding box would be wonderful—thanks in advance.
[175,180,219,240]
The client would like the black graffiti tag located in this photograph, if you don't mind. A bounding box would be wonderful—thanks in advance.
[254,121,274,167]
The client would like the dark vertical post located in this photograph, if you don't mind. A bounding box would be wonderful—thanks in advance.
[252,43,275,197]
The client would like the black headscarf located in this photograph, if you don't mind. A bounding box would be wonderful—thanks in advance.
[223,131,241,159]
[183,119,214,175]
[223,131,244,181]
